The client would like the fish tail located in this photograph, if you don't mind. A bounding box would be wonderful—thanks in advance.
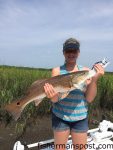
[5,100,24,121]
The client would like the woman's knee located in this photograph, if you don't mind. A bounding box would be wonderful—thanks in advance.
[71,132,87,150]
[54,130,70,150]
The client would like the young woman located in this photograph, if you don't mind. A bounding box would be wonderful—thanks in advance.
[44,38,104,150]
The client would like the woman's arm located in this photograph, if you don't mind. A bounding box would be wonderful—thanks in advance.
[85,64,104,103]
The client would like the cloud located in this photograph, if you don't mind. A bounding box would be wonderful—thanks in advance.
[0,0,113,71]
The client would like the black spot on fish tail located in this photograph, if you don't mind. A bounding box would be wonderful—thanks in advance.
[17,102,20,106]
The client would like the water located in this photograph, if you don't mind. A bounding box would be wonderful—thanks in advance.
[0,115,53,150]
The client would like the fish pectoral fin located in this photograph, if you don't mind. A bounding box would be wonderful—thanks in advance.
[73,83,86,91]
[60,91,70,99]
[73,84,80,88]
[34,99,42,106]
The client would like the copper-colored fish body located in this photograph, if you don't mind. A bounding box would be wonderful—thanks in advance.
[5,70,89,120]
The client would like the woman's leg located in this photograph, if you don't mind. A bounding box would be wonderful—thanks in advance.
[71,131,87,150]
[69,117,88,150]
[51,112,71,150]
[54,129,70,150]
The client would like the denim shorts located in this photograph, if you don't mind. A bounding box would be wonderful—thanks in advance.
[52,112,89,133]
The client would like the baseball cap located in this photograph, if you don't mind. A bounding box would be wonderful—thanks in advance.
[63,38,80,51]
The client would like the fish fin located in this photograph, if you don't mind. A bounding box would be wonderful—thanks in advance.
[34,99,42,106]
[60,91,70,99]
[30,79,47,89]
[26,78,47,95]
[73,84,80,89]
[73,83,86,91]
[5,100,24,121]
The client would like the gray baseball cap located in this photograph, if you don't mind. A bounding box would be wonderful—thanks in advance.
[63,38,80,51]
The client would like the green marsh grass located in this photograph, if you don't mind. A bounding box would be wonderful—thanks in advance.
[0,65,113,134]
[0,66,51,126]
[88,72,113,125]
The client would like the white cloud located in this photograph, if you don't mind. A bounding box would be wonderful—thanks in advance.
[0,0,113,71]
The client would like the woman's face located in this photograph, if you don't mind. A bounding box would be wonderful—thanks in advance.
[63,49,80,63]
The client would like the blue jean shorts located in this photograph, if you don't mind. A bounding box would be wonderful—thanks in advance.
[52,112,89,133]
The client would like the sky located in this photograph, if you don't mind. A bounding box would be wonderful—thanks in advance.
[0,0,113,71]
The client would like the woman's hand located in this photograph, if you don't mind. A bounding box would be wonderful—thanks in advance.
[92,64,105,82]
[44,83,59,103]
[84,64,104,89]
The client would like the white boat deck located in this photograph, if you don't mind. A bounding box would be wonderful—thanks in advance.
[13,120,113,150]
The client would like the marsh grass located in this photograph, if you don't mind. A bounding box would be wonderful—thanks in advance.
[0,66,51,128]
[0,65,113,135]
[88,72,113,125]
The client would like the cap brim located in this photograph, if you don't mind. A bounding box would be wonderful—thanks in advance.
[63,43,79,51]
